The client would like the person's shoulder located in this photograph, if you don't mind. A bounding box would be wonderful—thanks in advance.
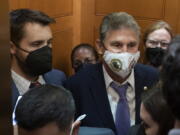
[48,69,66,77]
[44,69,67,82]
[134,63,159,83]
[135,63,159,75]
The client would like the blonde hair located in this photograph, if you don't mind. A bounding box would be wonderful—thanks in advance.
[143,21,173,44]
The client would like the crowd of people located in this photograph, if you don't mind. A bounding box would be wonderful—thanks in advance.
[10,8,180,135]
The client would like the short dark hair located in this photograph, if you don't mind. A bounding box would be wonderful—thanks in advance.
[15,84,75,132]
[142,87,174,135]
[71,43,99,65]
[10,8,55,45]
[161,35,180,120]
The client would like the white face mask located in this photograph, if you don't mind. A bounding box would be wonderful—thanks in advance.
[103,51,140,78]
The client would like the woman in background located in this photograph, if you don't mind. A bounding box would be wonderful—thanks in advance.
[128,86,174,135]
[143,21,173,69]
[71,43,99,73]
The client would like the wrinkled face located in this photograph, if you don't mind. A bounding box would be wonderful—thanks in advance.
[11,22,53,63]
[140,103,159,135]
[101,28,139,54]
[18,123,66,135]
[145,28,171,50]
[72,48,97,71]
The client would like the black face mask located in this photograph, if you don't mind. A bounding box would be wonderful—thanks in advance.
[15,45,52,77]
[74,63,88,73]
[145,47,166,68]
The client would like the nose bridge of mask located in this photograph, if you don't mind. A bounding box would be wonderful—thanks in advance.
[28,45,51,55]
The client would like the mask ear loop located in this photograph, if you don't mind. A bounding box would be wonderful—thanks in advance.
[13,42,30,53]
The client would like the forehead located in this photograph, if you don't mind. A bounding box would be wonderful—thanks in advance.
[104,28,139,43]
[148,28,171,41]
[74,48,94,58]
[22,22,52,41]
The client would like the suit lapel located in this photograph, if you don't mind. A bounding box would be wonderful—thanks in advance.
[12,80,20,110]
[88,63,116,132]
[134,64,144,124]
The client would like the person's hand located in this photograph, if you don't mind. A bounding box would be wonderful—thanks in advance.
[71,120,81,135]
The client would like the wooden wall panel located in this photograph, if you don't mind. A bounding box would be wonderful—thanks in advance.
[9,0,73,17]
[0,0,12,134]
[95,0,165,19]
[80,0,95,45]
[176,0,180,33]
[53,29,73,75]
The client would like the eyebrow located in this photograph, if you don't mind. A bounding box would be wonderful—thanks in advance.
[128,41,137,44]
[30,40,44,45]
[110,41,121,44]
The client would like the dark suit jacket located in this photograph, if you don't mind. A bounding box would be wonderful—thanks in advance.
[64,63,159,134]
[12,69,66,109]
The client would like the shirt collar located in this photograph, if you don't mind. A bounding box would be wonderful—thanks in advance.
[102,65,135,89]
[11,70,45,95]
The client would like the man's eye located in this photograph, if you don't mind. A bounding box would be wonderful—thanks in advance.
[47,39,53,45]
[112,43,122,48]
[128,42,137,48]
[84,58,94,63]
[31,41,44,46]
[74,60,82,66]
[161,42,169,47]
[148,40,158,45]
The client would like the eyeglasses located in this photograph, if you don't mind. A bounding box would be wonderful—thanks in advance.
[146,39,170,48]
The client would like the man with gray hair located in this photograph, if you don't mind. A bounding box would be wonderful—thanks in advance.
[65,12,159,135]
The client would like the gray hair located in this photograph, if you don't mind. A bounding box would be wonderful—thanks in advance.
[99,12,140,42]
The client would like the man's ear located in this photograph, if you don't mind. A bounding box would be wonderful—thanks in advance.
[71,121,81,135]
[95,39,105,55]
[10,41,17,55]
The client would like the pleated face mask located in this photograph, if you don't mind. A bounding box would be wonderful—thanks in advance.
[103,50,140,78]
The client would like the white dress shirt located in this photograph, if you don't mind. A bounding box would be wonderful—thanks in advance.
[102,65,136,126]
[11,70,46,125]
[11,70,45,95]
